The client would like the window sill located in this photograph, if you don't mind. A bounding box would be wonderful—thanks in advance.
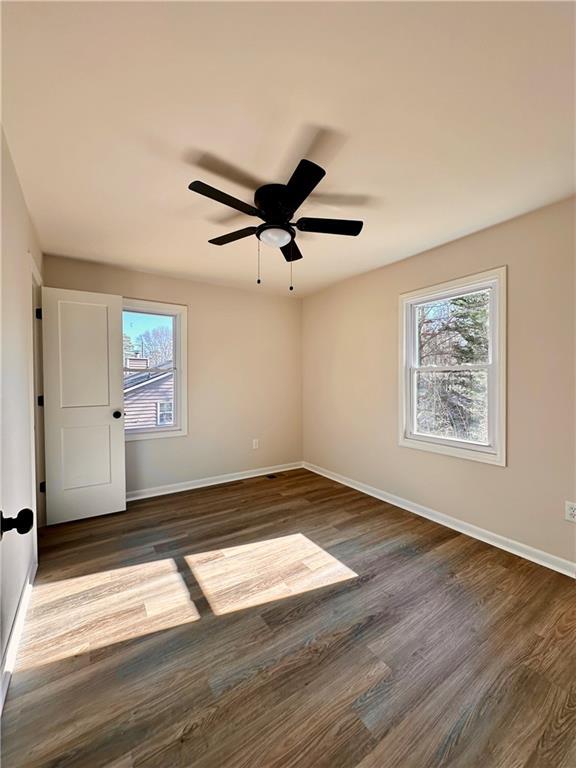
[399,434,506,466]
[125,428,187,442]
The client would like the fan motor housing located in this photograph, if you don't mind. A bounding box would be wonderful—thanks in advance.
[254,184,295,221]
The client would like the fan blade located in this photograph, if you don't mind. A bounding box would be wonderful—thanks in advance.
[280,126,374,210]
[285,160,326,213]
[209,227,258,246]
[281,241,303,262]
[278,125,345,179]
[295,217,363,236]
[188,180,260,217]
[193,152,267,191]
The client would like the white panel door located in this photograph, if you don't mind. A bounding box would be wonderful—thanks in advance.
[42,287,126,524]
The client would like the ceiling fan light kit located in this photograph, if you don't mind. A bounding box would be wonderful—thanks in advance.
[257,225,294,249]
[188,156,364,289]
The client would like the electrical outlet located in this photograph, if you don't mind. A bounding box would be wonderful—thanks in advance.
[565,501,576,523]
[252,438,260,450]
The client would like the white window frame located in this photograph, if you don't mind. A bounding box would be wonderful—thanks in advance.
[123,298,188,441]
[399,267,506,466]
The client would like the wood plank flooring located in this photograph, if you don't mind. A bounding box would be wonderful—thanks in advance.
[2,468,575,767]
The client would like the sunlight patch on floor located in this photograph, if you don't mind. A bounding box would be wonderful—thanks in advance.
[16,558,200,671]
[186,533,358,615]
[15,536,356,673]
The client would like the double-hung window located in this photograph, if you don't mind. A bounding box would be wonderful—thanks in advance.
[122,299,187,440]
[400,268,506,465]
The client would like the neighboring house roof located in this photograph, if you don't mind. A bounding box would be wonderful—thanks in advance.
[123,360,173,392]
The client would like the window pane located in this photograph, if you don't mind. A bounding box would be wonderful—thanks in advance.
[415,370,488,443]
[123,311,174,371]
[123,310,175,431]
[125,372,174,430]
[416,290,489,366]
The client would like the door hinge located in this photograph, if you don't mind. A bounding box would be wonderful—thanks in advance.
[37,395,44,407]
[39,481,46,493]
[35,307,43,320]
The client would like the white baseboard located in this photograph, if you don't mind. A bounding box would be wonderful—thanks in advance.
[125,459,575,578]
[126,462,305,502]
[1,560,37,712]
[303,462,576,579]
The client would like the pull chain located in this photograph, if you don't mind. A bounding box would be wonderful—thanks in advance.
[289,261,294,292]
[256,239,261,285]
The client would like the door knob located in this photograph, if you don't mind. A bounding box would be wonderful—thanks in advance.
[1,508,34,537]
[112,410,122,419]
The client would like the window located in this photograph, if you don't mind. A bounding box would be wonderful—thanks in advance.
[157,400,173,426]
[122,299,187,440]
[399,268,506,465]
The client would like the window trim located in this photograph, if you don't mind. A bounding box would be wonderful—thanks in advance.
[123,298,188,441]
[399,267,506,466]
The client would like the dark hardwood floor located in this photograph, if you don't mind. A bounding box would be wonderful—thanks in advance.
[2,468,575,767]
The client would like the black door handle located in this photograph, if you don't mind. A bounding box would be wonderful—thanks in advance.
[112,410,122,419]
[1,509,34,537]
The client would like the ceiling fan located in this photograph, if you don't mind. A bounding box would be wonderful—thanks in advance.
[188,158,363,263]
[188,125,374,226]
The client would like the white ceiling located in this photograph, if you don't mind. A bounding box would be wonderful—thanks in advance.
[3,2,574,295]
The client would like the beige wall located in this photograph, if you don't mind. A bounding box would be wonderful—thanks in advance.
[43,199,576,565]
[1,133,42,664]
[302,198,575,563]
[44,256,302,494]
